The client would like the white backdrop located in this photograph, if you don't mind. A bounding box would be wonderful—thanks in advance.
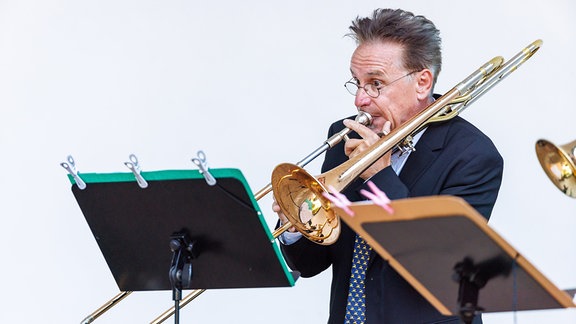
[1,0,575,323]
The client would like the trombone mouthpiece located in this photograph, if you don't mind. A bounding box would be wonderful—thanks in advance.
[356,111,373,126]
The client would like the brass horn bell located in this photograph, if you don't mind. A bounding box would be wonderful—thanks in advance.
[535,139,576,198]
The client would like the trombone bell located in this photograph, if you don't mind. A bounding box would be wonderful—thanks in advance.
[535,139,576,198]
[271,163,338,245]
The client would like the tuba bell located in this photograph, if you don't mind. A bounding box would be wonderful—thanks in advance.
[535,139,576,197]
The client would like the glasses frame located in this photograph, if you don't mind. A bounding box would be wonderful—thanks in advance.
[344,71,418,98]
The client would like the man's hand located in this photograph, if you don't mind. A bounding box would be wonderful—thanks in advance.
[343,119,392,180]
[272,200,297,232]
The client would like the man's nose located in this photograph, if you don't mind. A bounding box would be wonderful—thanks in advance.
[354,88,372,107]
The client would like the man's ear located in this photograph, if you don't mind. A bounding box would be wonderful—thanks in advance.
[415,69,434,100]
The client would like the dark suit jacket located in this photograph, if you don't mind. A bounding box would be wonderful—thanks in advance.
[280,116,503,324]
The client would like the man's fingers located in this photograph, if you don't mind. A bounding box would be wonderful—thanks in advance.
[343,119,376,139]
[377,120,392,137]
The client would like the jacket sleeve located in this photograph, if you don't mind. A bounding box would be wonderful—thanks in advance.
[427,137,503,219]
[280,233,333,277]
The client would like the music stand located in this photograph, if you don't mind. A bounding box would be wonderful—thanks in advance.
[333,196,575,323]
[68,168,297,322]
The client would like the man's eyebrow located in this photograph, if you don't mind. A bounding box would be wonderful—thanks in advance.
[350,69,387,77]
[349,69,389,79]
[367,70,386,77]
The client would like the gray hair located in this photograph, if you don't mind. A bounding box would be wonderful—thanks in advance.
[348,8,442,87]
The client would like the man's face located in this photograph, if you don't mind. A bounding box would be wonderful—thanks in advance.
[349,41,430,133]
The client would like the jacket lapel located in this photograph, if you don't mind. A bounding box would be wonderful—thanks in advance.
[398,122,449,189]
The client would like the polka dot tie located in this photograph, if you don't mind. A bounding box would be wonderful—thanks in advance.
[345,234,371,324]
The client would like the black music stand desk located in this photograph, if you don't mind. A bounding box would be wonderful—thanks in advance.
[68,168,296,297]
[333,196,574,322]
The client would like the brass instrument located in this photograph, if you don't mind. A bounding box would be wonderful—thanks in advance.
[84,39,542,322]
[80,291,132,324]
[535,139,576,197]
[273,39,542,245]
[80,112,373,323]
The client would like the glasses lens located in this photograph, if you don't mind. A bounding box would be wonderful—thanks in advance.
[344,82,359,96]
[364,84,379,98]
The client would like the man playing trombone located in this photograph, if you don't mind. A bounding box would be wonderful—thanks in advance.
[275,8,503,324]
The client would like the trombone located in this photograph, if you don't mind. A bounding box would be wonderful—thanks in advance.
[82,39,542,323]
[272,39,542,246]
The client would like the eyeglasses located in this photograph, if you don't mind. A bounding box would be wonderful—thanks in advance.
[344,71,417,98]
